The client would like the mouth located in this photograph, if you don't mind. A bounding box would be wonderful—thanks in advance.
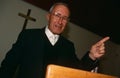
[55,24,62,29]
[53,25,63,33]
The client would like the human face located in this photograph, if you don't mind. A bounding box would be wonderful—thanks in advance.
[47,5,70,35]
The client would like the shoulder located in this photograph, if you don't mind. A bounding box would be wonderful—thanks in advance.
[60,35,74,45]
[21,28,43,34]
[20,28,44,36]
[17,28,45,40]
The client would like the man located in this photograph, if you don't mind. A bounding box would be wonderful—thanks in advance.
[0,2,109,78]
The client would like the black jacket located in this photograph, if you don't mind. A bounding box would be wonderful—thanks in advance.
[0,28,98,78]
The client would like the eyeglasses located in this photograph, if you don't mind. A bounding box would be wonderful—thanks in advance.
[51,12,69,22]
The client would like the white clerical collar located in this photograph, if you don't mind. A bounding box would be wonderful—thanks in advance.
[45,26,59,45]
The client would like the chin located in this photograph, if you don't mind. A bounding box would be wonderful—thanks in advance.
[54,32,61,35]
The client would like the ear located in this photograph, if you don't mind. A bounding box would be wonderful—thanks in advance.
[46,13,50,20]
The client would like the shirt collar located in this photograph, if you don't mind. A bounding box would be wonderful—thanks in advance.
[45,26,59,40]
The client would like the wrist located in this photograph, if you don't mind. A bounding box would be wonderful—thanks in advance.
[89,52,96,61]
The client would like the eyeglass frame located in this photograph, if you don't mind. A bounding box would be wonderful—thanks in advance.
[51,12,70,22]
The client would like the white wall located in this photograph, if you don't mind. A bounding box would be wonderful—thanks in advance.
[0,0,120,77]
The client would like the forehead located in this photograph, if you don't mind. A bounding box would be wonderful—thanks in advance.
[52,5,70,16]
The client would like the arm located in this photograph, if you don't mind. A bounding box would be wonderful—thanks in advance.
[0,30,27,78]
[79,37,110,71]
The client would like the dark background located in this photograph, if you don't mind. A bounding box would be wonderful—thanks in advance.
[23,0,120,44]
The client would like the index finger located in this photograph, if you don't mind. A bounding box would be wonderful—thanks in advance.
[99,36,110,43]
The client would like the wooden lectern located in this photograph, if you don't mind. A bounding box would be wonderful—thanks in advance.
[45,64,118,78]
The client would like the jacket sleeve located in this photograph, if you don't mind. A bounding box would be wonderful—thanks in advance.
[67,41,99,71]
[0,30,28,78]
[79,51,99,71]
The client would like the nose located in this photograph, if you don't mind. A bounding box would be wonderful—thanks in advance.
[58,17,64,25]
